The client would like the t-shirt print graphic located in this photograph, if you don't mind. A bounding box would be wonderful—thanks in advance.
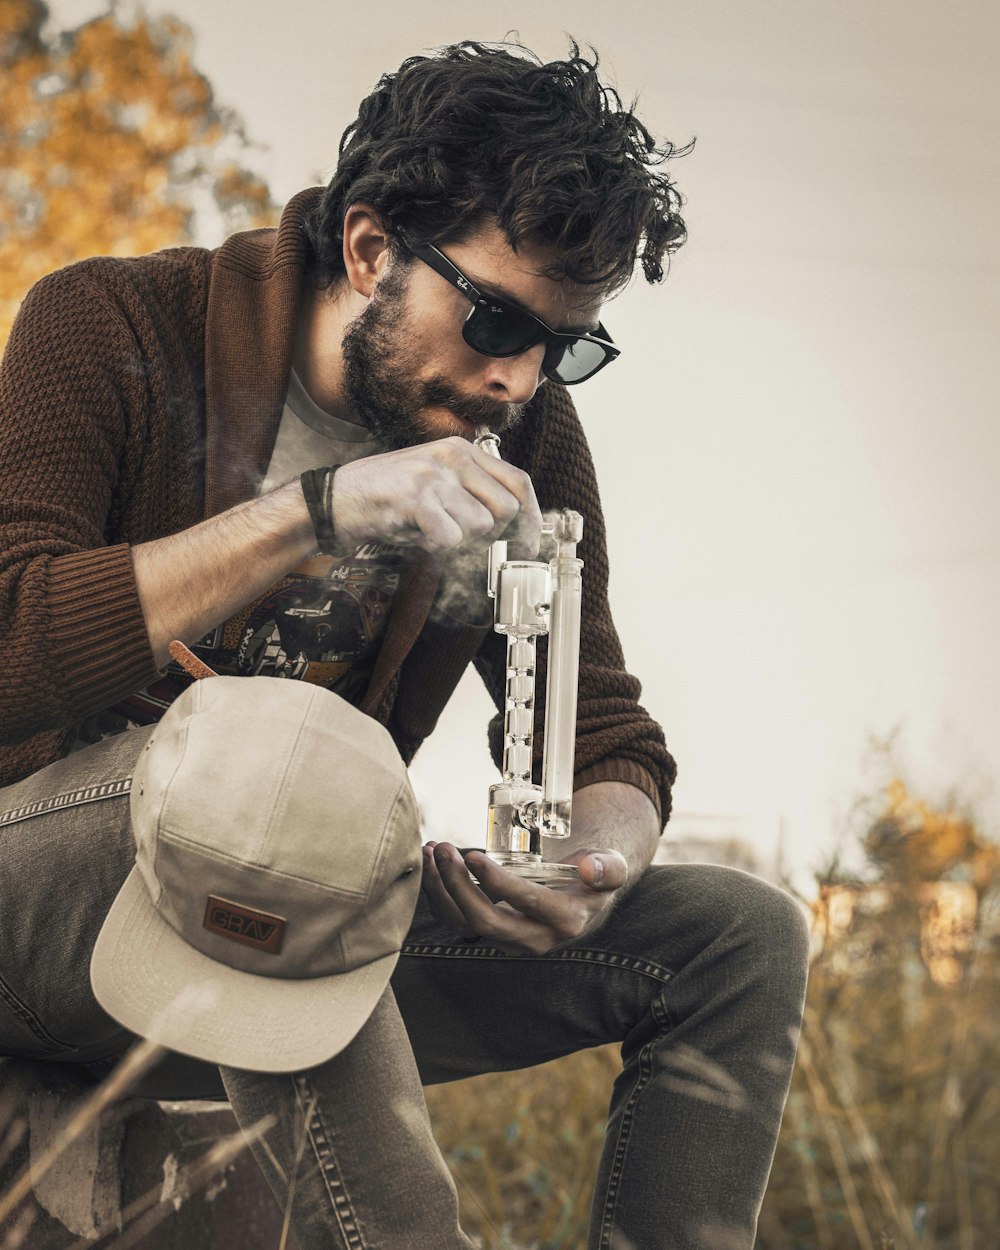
[103,541,407,730]
[235,543,405,687]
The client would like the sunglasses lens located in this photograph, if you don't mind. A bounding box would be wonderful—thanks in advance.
[462,299,617,386]
[542,336,612,385]
[464,304,540,356]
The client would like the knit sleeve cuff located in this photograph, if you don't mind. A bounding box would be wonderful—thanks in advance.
[573,758,665,829]
[44,544,160,716]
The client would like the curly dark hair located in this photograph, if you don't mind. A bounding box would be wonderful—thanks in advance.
[303,39,690,293]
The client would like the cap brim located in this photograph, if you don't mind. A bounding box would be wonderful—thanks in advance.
[91,866,400,1073]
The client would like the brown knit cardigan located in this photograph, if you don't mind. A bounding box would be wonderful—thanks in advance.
[0,190,676,824]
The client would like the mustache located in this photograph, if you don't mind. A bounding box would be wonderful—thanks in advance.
[420,378,526,432]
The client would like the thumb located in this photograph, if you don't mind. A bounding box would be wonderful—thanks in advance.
[578,851,628,892]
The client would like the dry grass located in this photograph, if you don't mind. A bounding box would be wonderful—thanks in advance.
[424,1045,617,1250]
[421,895,1000,1249]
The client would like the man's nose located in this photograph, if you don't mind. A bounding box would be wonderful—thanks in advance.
[480,346,545,405]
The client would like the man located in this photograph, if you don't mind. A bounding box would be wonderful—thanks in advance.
[0,40,809,1250]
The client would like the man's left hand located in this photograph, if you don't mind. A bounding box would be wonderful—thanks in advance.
[420,841,628,955]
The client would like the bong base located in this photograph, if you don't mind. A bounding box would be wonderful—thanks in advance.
[482,853,579,888]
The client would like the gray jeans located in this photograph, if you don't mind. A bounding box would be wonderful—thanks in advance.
[0,727,809,1250]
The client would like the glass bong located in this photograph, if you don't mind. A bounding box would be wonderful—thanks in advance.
[473,424,583,885]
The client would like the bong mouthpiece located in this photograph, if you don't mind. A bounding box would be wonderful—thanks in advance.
[474,424,502,458]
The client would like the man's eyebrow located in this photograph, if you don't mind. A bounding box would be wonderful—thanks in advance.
[468,273,599,336]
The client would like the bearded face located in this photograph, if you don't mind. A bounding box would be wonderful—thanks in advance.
[339,256,527,452]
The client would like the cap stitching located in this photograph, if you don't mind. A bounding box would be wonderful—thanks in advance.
[252,687,313,862]
[138,700,195,905]
[155,830,368,899]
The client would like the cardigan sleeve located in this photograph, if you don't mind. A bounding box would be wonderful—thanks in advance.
[472,386,677,828]
[0,267,159,746]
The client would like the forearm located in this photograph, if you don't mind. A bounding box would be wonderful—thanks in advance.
[132,480,317,669]
[547,780,661,889]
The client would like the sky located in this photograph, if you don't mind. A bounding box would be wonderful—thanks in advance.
[49,0,1000,888]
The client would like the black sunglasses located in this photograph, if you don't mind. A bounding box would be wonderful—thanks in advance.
[397,231,619,386]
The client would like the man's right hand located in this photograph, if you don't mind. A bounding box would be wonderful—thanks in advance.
[329,436,542,556]
[133,435,541,670]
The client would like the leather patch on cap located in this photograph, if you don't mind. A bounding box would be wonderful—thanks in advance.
[203,895,286,955]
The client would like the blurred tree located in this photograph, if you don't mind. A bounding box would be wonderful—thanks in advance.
[865,777,1000,890]
[0,0,277,343]
[758,776,1000,1249]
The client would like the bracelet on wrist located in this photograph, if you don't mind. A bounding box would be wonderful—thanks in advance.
[300,465,340,555]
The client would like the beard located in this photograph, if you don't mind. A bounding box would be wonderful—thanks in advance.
[340,263,527,453]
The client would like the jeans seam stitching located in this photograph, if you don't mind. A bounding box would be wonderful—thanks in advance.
[400,944,674,984]
[0,973,75,1053]
[296,1073,368,1249]
[652,983,677,1031]
[0,777,132,830]
[599,1035,658,1250]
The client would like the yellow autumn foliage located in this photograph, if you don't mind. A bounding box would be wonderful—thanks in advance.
[865,776,1000,887]
[0,0,277,344]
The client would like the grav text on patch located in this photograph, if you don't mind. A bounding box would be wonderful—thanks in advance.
[203,895,286,954]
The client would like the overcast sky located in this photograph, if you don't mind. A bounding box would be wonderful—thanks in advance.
[50,0,1000,886]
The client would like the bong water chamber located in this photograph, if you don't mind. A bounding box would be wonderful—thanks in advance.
[474,425,583,885]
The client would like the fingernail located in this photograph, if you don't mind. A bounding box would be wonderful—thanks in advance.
[591,858,605,884]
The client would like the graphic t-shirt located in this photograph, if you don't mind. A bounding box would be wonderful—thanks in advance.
[91,370,407,732]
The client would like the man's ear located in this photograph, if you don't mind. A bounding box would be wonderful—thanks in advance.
[341,204,391,298]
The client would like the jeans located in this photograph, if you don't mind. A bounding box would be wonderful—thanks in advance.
[0,726,809,1250]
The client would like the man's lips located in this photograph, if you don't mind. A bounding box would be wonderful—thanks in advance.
[424,404,503,437]
[420,385,510,430]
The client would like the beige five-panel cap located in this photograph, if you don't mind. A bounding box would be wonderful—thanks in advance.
[91,676,422,1072]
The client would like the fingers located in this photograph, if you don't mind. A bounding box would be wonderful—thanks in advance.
[424,843,608,955]
[407,493,471,552]
[421,842,628,956]
[465,445,543,556]
[411,438,542,553]
[424,843,524,939]
[427,492,497,549]
[427,440,541,554]
[461,852,572,926]
[330,438,541,556]
[421,842,483,941]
